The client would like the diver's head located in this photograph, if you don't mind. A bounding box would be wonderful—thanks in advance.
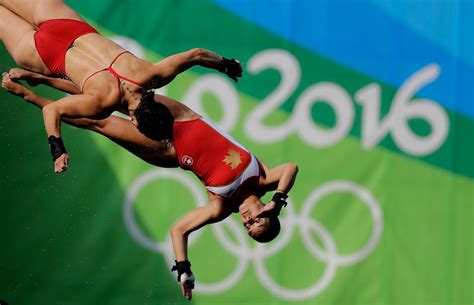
[239,197,281,243]
[133,91,174,142]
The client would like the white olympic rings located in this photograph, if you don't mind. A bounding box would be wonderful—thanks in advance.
[123,168,383,300]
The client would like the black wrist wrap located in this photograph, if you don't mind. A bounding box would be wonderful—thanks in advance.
[220,57,240,75]
[272,192,288,208]
[48,136,67,161]
[171,260,192,282]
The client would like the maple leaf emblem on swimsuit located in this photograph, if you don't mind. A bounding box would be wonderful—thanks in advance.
[223,149,242,170]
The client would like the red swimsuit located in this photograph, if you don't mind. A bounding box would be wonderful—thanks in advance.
[34,19,143,91]
[173,118,252,187]
[34,19,98,77]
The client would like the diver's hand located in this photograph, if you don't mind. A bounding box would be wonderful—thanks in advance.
[48,136,68,173]
[179,272,195,300]
[256,192,288,218]
[54,153,69,173]
[255,201,279,218]
[220,58,242,83]
[172,260,195,300]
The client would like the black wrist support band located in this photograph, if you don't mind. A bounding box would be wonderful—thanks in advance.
[171,260,192,282]
[219,57,230,73]
[48,136,67,161]
[220,57,240,74]
[272,192,288,208]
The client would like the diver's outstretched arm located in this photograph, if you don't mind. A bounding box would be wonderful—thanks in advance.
[151,48,242,88]
[255,160,299,218]
[1,73,168,165]
[170,195,229,261]
[170,193,231,300]
[258,160,299,195]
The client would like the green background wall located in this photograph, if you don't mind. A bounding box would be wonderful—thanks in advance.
[1,1,472,304]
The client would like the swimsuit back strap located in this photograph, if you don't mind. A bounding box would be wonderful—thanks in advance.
[80,50,143,92]
[81,68,108,91]
[108,51,144,88]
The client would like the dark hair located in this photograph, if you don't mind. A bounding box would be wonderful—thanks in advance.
[134,91,174,142]
[251,216,281,243]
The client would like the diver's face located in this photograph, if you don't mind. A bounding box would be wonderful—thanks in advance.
[239,204,268,237]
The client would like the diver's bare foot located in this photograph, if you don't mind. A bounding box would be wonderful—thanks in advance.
[2,73,30,98]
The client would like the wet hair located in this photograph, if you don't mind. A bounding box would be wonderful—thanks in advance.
[251,216,281,243]
[134,91,174,142]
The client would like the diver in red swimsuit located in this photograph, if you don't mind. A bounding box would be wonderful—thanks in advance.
[0,0,242,173]
[2,74,298,301]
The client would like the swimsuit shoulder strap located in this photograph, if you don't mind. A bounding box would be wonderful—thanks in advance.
[108,51,130,68]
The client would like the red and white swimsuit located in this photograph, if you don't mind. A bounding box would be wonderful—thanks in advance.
[173,118,260,197]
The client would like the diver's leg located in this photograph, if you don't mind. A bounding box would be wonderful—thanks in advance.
[0,0,83,26]
[0,6,50,74]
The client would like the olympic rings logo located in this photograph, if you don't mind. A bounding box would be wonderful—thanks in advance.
[123,168,383,300]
